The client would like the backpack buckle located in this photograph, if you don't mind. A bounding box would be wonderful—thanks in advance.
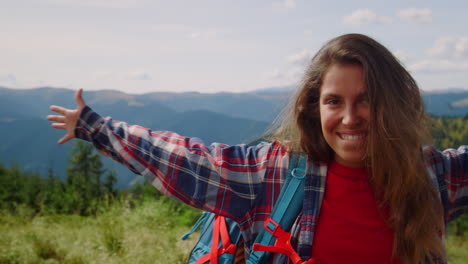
[264,218,290,240]
[264,218,280,233]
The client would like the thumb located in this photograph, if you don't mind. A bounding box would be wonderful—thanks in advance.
[58,133,73,145]
[75,88,86,109]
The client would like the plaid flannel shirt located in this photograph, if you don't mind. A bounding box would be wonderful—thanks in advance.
[75,106,468,263]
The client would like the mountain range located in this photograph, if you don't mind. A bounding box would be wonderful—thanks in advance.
[0,86,467,187]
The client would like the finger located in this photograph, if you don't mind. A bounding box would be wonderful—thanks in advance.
[51,123,67,130]
[47,115,66,123]
[58,134,73,144]
[50,105,68,115]
[75,88,86,109]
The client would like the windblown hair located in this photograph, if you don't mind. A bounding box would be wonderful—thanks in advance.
[269,34,444,263]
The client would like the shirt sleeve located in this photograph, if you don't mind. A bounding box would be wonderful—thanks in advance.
[425,145,468,223]
[74,106,287,220]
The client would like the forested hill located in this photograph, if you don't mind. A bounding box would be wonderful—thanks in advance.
[0,86,467,187]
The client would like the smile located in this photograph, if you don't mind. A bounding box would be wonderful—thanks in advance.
[338,133,366,141]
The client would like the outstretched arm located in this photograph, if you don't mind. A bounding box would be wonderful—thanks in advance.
[46,89,288,221]
[442,146,468,222]
[425,145,468,223]
[47,88,86,144]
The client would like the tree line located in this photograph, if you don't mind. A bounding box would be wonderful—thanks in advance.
[431,115,468,150]
[0,141,165,217]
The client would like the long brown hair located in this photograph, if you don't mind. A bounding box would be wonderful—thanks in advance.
[270,34,444,263]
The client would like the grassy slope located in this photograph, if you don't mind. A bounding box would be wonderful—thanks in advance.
[446,235,468,264]
[0,201,199,264]
[1,203,467,263]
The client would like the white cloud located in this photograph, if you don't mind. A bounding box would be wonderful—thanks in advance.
[427,37,468,59]
[343,8,434,26]
[272,0,296,10]
[398,8,432,24]
[262,69,283,80]
[285,67,306,82]
[409,60,468,73]
[393,50,411,65]
[261,65,305,87]
[343,9,376,25]
[263,49,312,85]
[287,49,312,65]
[343,9,393,26]
[126,71,152,80]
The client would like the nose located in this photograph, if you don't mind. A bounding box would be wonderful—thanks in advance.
[342,105,360,126]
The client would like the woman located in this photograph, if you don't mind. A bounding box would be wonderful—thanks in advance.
[47,34,467,263]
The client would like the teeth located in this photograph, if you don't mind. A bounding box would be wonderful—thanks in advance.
[341,134,364,140]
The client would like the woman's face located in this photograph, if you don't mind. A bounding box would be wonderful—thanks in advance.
[319,63,370,168]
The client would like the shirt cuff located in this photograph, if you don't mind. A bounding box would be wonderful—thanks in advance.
[74,106,105,142]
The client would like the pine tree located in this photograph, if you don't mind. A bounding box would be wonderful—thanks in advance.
[65,141,106,215]
[43,165,65,214]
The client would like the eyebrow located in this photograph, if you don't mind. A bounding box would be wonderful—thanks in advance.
[320,93,340,98]
[320,92,368,98]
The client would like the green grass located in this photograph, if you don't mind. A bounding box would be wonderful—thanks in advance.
[0,202,466,263]
[0,201,199,264]
[446,235,468,264]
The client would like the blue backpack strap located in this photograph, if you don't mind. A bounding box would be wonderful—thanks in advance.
[247,153,307,264]
[182,211,211,240]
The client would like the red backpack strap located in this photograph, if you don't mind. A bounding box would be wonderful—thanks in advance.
[252,218,315,264]
[218,215,237,254]
[194,215,238,264]
[210,216,221,264]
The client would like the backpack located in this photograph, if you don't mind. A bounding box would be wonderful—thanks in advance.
[182,153,311,264]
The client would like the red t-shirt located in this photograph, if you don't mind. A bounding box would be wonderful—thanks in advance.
[310,161,400,264]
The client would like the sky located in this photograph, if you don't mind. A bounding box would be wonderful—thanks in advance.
[1,0,468,94]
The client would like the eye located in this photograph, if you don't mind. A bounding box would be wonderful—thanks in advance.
[326,99,340,105]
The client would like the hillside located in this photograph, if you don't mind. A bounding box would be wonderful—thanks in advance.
[0,86,467,187]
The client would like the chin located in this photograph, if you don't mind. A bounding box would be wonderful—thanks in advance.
[335,153,367,168]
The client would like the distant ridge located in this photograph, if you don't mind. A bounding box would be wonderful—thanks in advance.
[0,86,466,187]
[421,87,468,94]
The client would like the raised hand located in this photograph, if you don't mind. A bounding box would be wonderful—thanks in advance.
[47,88,87,144]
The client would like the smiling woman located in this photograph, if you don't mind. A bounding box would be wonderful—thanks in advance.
[270,34,457,263]
[47,33,467,264]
